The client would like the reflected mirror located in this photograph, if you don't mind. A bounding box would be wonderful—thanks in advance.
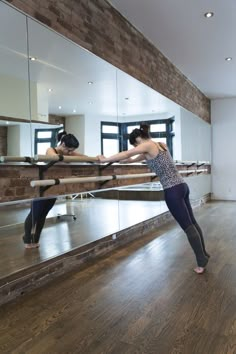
[0,1,211,282]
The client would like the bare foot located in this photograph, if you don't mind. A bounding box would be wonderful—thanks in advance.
[194,267,205,274]
[31,243,40,248]
[24,244,33,249]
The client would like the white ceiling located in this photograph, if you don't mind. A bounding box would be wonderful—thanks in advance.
[109,0,236,99]
[0,1,177,119]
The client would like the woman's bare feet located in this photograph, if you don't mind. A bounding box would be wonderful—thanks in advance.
[194,266,205,274]
[31,243,40,248]
[24,243,40,249]
[24,244,33,249]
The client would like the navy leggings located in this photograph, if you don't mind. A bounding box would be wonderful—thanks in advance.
[164,183,196,231]
[24,198,57,244]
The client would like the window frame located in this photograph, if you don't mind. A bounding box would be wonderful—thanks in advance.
[101,117,175,156]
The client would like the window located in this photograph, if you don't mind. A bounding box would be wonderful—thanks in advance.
[35,128,63,155]
[100,122,120,156]
[101,118,174,156]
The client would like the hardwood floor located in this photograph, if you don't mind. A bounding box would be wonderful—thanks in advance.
[0,201,236,354]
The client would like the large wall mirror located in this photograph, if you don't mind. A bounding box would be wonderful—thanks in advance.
[0,1,211,280]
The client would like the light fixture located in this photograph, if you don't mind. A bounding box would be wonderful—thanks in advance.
[88,81,93,85]
[29,57,37,61]
[204,12,214,18]
[48,88,53,92]
[58,106,62,110]
[225,57,232,61]
[88,101,93,105]
[73,109,76,113]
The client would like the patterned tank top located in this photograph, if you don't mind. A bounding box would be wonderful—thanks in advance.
[146,150,184,190]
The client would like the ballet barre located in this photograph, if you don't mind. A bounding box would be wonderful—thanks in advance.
[175,160,210,165]
[0,154,98,163]
[34,155,99,163]
[30,172,156,188]
[0,156,33,163]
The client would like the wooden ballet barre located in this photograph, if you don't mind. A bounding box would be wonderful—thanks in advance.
[0,156,33,163]
[175,160,210,165]
[30,172,156,188]
[179,168,208,174]
[34,154,99,163]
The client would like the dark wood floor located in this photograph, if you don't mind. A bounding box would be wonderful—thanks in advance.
[0,201,236,354]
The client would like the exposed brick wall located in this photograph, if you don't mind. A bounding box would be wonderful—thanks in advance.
[0,163,210,203]
[6,0,210,122]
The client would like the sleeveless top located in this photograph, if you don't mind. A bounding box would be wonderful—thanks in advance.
[146,150,184,190]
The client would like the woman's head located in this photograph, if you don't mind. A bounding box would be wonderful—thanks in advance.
[129,124,150,146]
[58,132,79,154]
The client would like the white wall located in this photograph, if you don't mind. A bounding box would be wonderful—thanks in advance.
[185,175,211,200]
[180,108,211,162]
[7,123,32,156]
[211,98,236,200]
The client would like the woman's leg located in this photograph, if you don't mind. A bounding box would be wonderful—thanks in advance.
[183,187,210,258]
[23,199,41,246]
[33,198,57,244]
[23,209,33,245]
[164,183,208,270]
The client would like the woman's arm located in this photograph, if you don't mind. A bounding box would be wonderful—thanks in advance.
[98,143,150,163]
[121,154,146,163]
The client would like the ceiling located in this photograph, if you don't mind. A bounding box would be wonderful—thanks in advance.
[109,0,236,99]
[0,1,178,119]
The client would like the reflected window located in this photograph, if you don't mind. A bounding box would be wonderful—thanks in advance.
[101,122,120,155]
[127,125,139,134]
[101,118,174,156]
[37,131,52,139]
[37,142,51,154]
[102,125,118,134]
[103,139,119,156]
[35,128,62,155]
[150,124,166,133]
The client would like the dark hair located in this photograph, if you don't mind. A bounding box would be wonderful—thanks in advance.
[57,130,67,143]
[60,133,79,149]
[129,123,150,145]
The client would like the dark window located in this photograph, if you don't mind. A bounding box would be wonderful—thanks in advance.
[101,118,174,156]
[34,128,63,155]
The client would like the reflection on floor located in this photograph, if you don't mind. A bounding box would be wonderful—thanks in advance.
[0,198,168,279]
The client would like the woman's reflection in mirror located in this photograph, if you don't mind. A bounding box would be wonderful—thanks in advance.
[23,132,85,249]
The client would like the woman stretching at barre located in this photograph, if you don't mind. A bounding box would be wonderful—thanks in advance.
[23,131,94,249]
[98,124,210,274]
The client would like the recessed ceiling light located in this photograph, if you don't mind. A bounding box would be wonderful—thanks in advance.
[225,57,232,61]
[58,106,62,110]
[88,101,93,105]
[73,109,76,113]
[48,88,53,92]
[88,81,93,85]
[29,57,37,61]
[204,12,214,18]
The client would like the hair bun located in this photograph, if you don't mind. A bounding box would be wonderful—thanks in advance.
[140,123,149,134]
